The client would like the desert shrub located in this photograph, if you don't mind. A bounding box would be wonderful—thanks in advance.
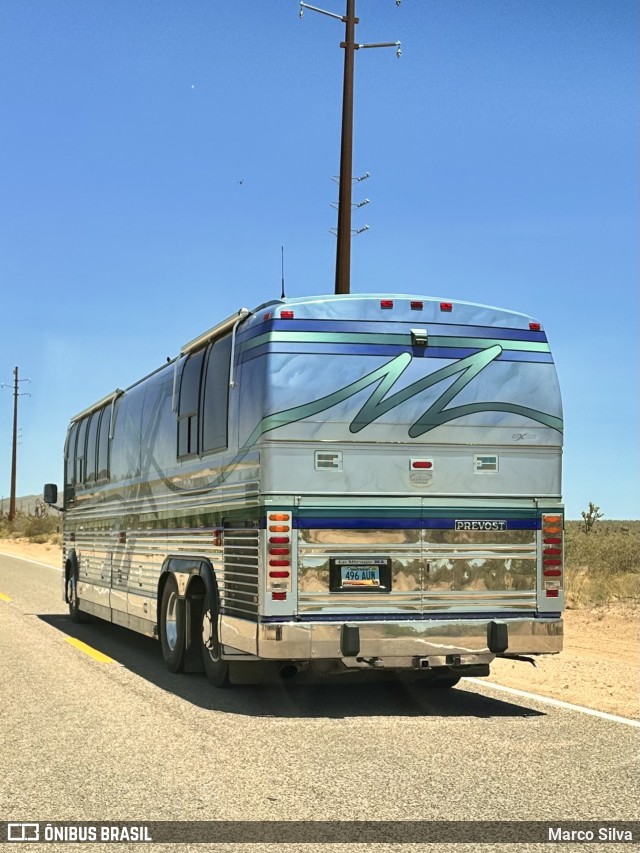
[565,522,639,575]
[565,521,639,606]
[0,513,60,542]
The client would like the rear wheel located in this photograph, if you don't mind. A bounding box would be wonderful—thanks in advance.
[201,591,230,687]
[66,563,84,623]
[159,576,185,672]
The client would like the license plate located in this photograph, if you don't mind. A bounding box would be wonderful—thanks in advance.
[340,566,381,587]
[330,557,391,592]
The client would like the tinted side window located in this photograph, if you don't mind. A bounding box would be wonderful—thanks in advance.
[97,407,111,482]
[202,335,232,453]
[85,411,100,484]
[178,350,205,457]
[65,423,78,489]
[75,417,89,484]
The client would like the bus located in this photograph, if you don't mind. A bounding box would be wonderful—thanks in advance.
[44,293,564,688]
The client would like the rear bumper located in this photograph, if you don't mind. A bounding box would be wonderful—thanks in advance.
[220,614,563,663]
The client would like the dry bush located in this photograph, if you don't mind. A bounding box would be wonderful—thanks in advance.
[565,521,639,607]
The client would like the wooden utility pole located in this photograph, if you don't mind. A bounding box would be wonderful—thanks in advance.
[334,0,357,295]
[9,367,19,522]
[300,1,400,296]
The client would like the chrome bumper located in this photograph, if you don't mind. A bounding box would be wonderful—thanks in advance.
[220,614,563,663]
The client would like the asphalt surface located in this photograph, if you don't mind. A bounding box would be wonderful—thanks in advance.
[0,553,637,852]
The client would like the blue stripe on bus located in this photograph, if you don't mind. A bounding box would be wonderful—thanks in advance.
[284,518,541,530]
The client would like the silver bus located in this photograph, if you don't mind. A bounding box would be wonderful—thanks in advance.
[45,293,564,687]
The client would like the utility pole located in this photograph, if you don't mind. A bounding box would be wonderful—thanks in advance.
[2,367,31,523]
[335,0,357,295]
[9,367,19,522]
[300,1,401,295]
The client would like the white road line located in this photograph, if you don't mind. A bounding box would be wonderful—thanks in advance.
[466,678,640,728]
[0,551,62,572]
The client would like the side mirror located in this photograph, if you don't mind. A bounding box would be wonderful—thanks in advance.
[43,483,58,505]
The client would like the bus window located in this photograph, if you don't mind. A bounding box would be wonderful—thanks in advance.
[178,349,205,457]
[202,335,232,453]
[75,417,89,485]
[97,406,111,482]
[85,411,100,485]
[65,422,78,489]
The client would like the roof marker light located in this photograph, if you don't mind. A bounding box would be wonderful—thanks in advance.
[440,302,453,312]
[529,322,541,331]
[281,310,294,319]
[411,301,423,310]
[380,300,394,309]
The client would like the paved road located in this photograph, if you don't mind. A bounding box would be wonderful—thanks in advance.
[0,553,637,851]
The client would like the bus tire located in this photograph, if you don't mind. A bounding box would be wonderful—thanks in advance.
[201,589,230,688]
[66,556,84,623]
[159,575,185,673]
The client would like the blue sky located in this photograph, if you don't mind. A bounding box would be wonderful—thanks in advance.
[0,0,637,519]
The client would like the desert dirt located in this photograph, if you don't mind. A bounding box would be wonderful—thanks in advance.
[1,538,638,720]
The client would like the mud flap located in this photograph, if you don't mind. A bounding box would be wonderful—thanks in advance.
[340,624,360,657]
[487,620,509,654]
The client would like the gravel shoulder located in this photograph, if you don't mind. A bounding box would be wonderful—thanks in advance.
[1,537,637,720]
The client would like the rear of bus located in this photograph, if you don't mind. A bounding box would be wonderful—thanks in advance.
[227,293,564,680]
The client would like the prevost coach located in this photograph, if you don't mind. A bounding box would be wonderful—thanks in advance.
[44,293,564,688]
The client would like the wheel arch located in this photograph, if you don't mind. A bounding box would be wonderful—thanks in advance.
[157,556,221,642]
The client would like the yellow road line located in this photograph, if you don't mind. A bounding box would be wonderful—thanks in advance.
[0,592,12,602]
[65,637,115,664]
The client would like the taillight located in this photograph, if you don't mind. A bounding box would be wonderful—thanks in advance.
[542,514,564,597]
[267,512,292,599]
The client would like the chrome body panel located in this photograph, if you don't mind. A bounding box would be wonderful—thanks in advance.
[298,526,538,615]
[219,613,258,655]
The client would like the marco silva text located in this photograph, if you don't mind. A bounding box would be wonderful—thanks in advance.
[549,827,635,843]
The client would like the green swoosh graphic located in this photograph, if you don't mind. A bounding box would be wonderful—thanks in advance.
[178,347,563,493]
[244,344,562,445]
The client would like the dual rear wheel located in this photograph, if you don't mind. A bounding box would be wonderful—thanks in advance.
[159,575,229,687]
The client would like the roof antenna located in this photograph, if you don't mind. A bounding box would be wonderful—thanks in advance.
[281,246,286,299]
